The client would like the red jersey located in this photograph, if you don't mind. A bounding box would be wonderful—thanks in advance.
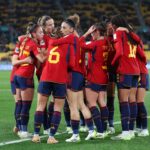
[40,38,75,83]
[107,36,118,73]
[10,43,20,82]
[136,42,148,74]
[35,36,49,79]
[15,37,39,78]
[80,36,109,85]
[112,30,140,75]
[51,34,85,74]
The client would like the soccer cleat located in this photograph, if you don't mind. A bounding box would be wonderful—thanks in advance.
[85,130,96,140]
[17,131,22,137]
[107,127,115,134]
[138,129,149,137]
[66,127,73,134]
[129,130,135,139]
[32,135,41,143]
[43,129,50,135]
[47,137,58,144]
[111,132,131,140]
[66,134,81,142]
[13,126,19,134]
[96,132,107,139]
[18,131,32,139]
[79,126,88,132]
[134,128,142,135]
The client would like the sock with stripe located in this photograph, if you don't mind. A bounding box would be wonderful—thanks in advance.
[20,101,32,131]
[129,102,137,130]
[34,111,44,134]
[50,111,61,136]
[90,106,103,133]
[119,102,130,131]
[107,96,115,127]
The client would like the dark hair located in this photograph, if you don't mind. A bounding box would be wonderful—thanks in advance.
[28,22,40,33]
[38,15,52,26]
[94,22,106,36]
[101,15,110,26]
[111,14,138,45]
[26,22,34,34]
[111,14,129,29]
[64,19,75,28]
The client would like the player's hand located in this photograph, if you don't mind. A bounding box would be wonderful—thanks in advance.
[25,56,33,64]
[87,25,96,34]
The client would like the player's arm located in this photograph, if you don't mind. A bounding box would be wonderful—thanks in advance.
[136,44,147,64]
[51,35,74,46]
[32,44,48,63]
[35,53,47,63]
[12,55,33,66]
[79,36,96,50]
[111,32,123,65]
[129,32,141,43]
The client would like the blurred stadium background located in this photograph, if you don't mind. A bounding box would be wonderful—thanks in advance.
[0,1,150,149]
[0,0,150,67]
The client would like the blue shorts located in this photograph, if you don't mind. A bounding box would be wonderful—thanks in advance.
[117,74,139,89]
[67,71,85,91]
[14,76,34,90]
[108,72,117,83]
[85,82,107,92]
[38,81,67,98]
[10,81,16,95]
[138,74,150,90]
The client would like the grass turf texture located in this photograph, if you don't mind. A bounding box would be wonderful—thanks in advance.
[0,70,150,150]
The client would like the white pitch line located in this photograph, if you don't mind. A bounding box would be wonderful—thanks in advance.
[0,131,66,147]
[1,116,150,147]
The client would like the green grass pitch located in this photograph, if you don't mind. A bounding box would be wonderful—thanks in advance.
[0,70,150,150]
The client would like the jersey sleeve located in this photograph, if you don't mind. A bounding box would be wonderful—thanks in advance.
[111,31,124,65]
[129,32,141,43]
[67,44,76,69]
[136,44,147,65]
[79,36,96,50]
[52,34,74,46]
[31,43,40,56]
[13,43,20,56]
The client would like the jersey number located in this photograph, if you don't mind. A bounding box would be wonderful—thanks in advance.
[128,42,137,58]
[48,46,60,64]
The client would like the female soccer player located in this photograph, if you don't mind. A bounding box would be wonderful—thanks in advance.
[128,32,149,136]
[136,40,149,137]
[14,23,46,138]
[110,15,140,140]
[36,15,55,134]
[102,16,116,134]
[51,19,95,142]
[32,27,75,144]
[11,42,33,134]
[80,23,109,138]
[63,14,87,134]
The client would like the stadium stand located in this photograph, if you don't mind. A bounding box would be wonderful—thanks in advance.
[0,0,149,53]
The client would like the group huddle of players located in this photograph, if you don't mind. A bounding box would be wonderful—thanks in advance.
[10,13,149,144]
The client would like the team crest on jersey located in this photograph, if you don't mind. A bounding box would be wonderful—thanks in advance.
[15,47,19,53]
[40,40,45,46]
[113,33,117,40]
[25,46,29,50]
[86,41,91,45]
